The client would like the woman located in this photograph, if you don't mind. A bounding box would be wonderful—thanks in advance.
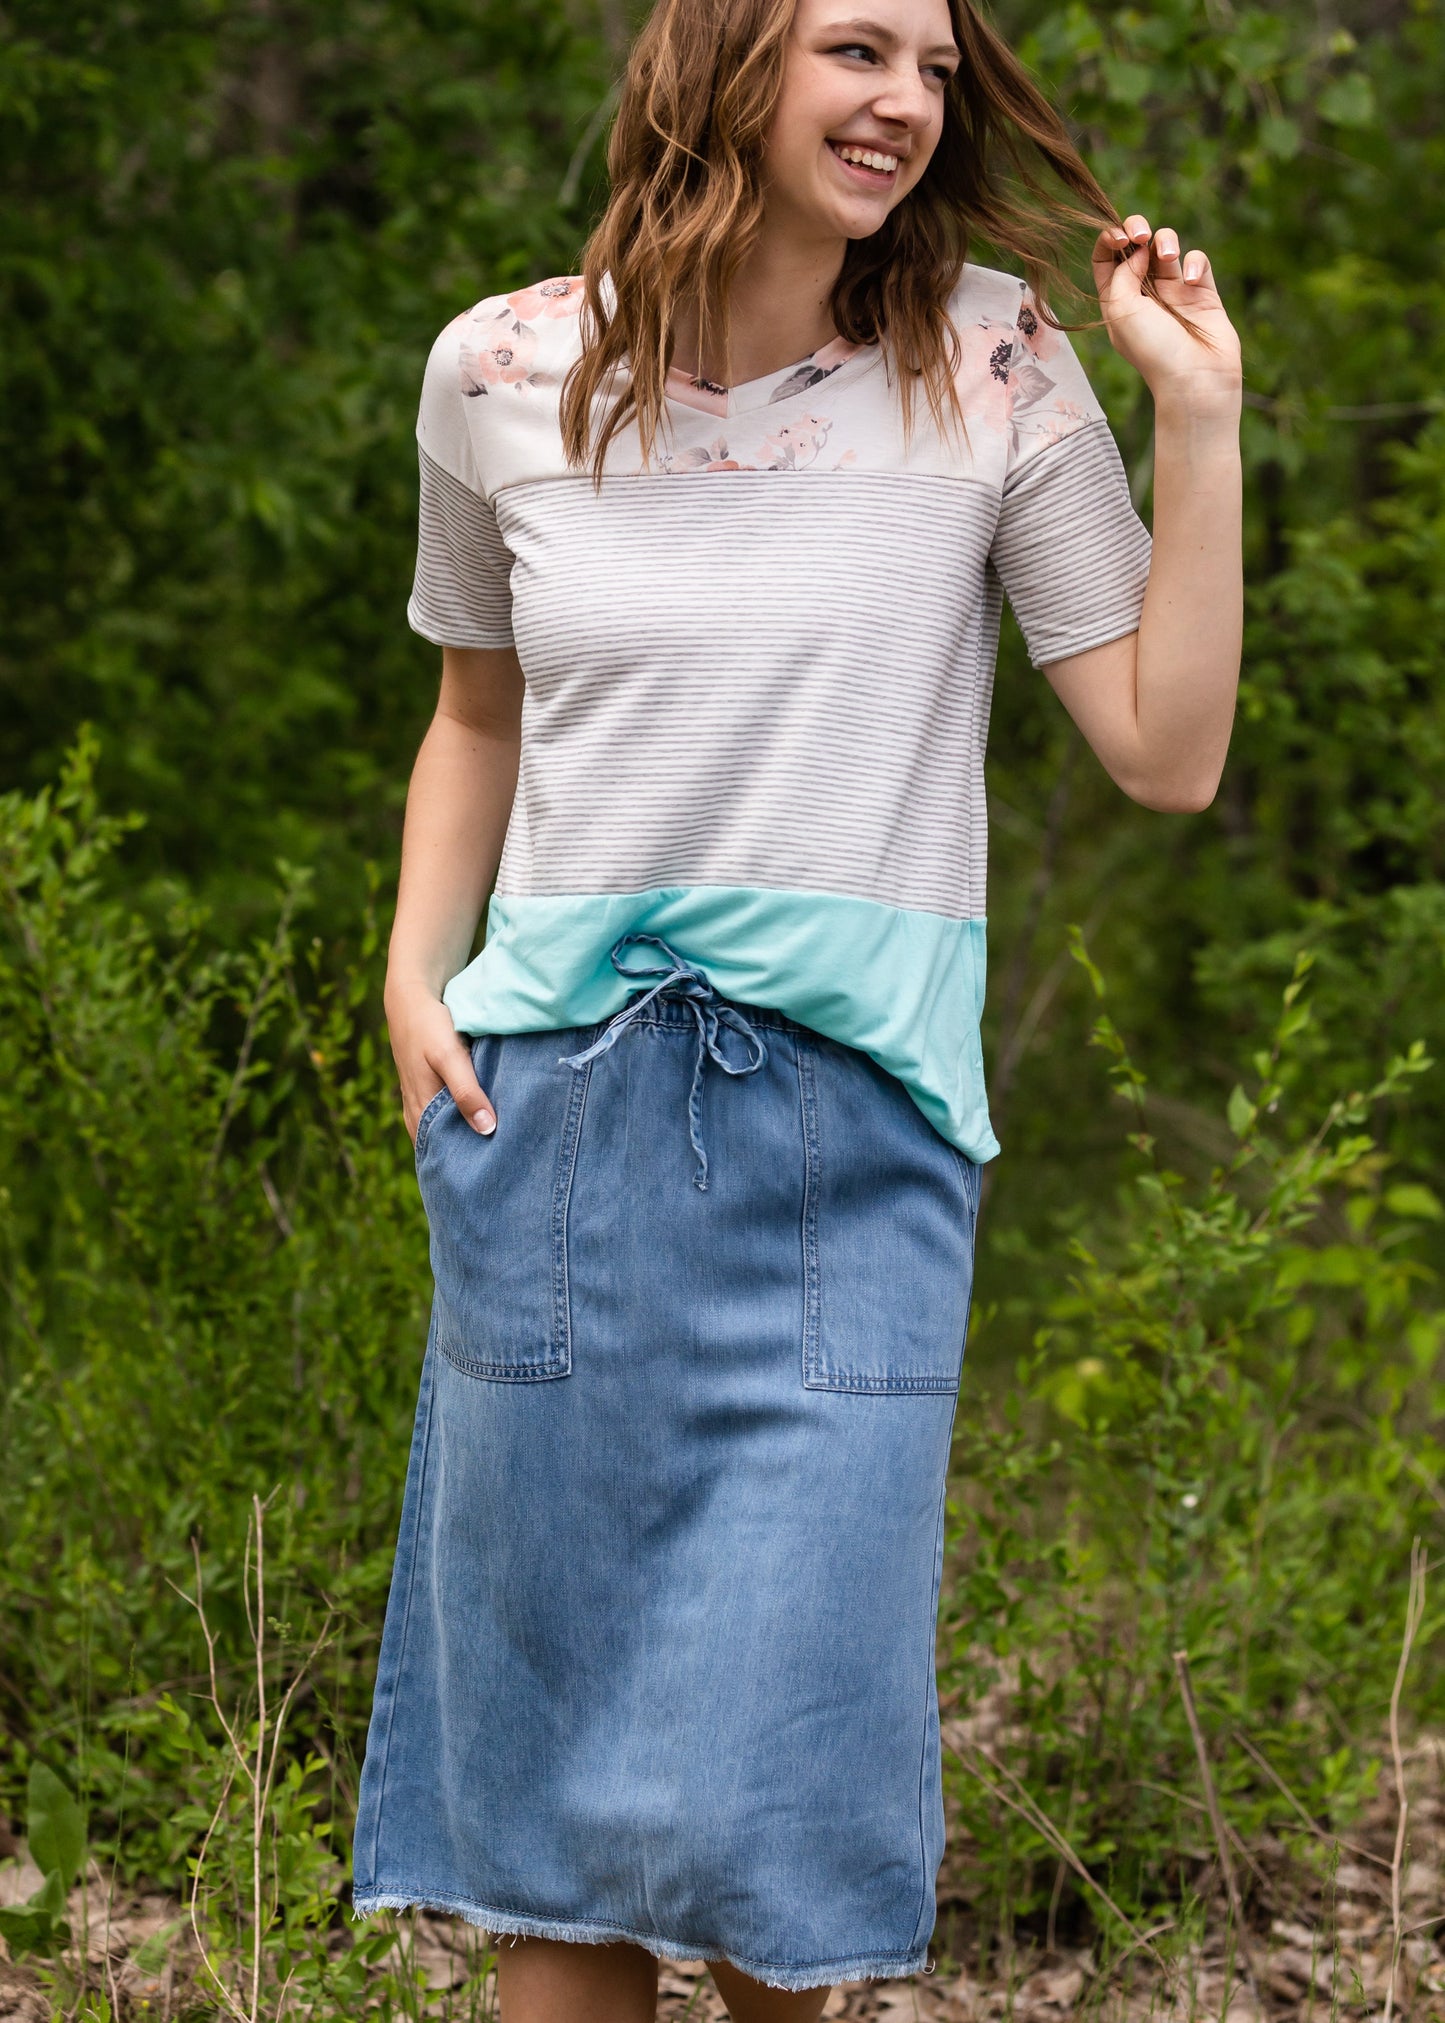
[352,0,1242,2014]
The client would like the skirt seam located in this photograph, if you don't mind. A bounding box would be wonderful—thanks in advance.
[550,1056,592,1370]
[908,1467,952,1954]
[350,1888,927,1992]
[358,1350,438,1887]
[796,1037,822,1384]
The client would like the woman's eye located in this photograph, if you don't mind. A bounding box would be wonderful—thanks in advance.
[831,42,880,62]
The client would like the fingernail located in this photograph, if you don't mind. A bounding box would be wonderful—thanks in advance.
[472,1108,496,1135]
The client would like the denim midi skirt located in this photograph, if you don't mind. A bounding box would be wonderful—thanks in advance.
[352,937,980,1991]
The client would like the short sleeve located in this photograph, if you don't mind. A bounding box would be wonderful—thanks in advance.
[406,318,515,649]
[989,293,1152,669]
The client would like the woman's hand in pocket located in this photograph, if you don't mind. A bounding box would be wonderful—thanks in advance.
[386,980,496,1145]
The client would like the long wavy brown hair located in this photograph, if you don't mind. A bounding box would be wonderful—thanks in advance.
[560,0,1132,477]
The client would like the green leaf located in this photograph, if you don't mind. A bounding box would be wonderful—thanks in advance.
[0,1904,58,1959]
[27,1763,86,1887]
[1226,1085,1257,1138]
[1101,56,1152,104]
[1067,925,1106,999]
[1318,71,1375,127]
[1259,113,1301,160]
[1383,1183,1445,1221]
[33,1867,69,1918]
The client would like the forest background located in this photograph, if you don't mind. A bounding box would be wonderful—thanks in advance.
[2,0,1444,2014]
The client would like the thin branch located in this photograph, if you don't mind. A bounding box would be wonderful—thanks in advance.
[187,1757,247,2023]
[257,1164,294,1241]
[559,81,621,206]
[206,893,298,1177]
[1132,1779,1271,1896]
[1383,1539,1428,2023]
[1173,1651,1262,2008]
[942,1724,1171,1978]
[1242,391,1442,421]
[1230,1728,1390,1871]
[1397,1450,1445,1521]
[167,1545,246,1771]
[250,1495,266,2023]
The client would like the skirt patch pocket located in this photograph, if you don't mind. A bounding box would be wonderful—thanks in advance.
[415,1036,588,1381]
[800,1038,977,1395]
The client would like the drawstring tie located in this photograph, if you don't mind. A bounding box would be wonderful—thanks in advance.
[559,933,768,1192]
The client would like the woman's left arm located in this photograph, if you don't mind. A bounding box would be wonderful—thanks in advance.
[1043,214,1244,814]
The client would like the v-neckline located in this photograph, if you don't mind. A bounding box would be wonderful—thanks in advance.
[663,334,877,419]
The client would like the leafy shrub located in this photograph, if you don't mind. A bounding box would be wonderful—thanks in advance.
[0,735,427,1884]
[941,938,1445,1937]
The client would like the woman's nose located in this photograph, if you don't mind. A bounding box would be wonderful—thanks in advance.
[869,70,933,131]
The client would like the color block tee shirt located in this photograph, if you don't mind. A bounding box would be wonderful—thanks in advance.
[408,266,1151,1162]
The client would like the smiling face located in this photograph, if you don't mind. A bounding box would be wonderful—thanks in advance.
[762,0,960,249]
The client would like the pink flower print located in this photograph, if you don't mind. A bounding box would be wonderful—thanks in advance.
[758,415,833,469]
[812,335,860,372]
[664,368,729,418]
[1016,291,1062,362]
[662,437,744,473]
[953,315,1017,432]
[1004,352,1056,417]
[460,307,538,394]
[766,335,863,404]
[1025,399,1089,450]
[508,276,585,321]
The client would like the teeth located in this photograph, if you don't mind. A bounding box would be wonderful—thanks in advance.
[836,145,899,172]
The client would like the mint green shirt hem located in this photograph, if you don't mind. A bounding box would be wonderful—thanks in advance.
[442,886,1001,1165]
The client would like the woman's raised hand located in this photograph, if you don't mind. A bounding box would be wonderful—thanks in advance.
[387,981,496,1144]
[1092,214,1243,416]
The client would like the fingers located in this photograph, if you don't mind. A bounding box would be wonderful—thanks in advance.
[1151,227,1183,282]
[1095,217,1184,274]
[1094,215,1216,301]
[1091,222,1135,291]
[437,1034,495,1135]
[1093,216,1150,298]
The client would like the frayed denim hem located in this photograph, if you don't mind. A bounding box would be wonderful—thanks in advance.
[350,1887,928,1993]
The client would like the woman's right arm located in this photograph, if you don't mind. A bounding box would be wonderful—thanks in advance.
[385,644,525,1142]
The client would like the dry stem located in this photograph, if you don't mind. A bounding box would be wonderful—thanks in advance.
[942,1722,1177,1996]
[169,1493,336,2023]
[1382,1538,1428,2023]
[1173,1649,1261,2009]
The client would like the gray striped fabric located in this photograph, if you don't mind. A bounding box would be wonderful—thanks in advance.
[992,420,1153,667]
[407,450,515,649]
[406,427,1149,921]
[491,471,1001,917]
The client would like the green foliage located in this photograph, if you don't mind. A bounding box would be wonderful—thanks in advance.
[0,0,614,924]
[0,1766,86,1959]
[0,738,428,1884]
[941,940,1444,1932]
[2,0,1444,1989]
[980,0,1445,1307]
